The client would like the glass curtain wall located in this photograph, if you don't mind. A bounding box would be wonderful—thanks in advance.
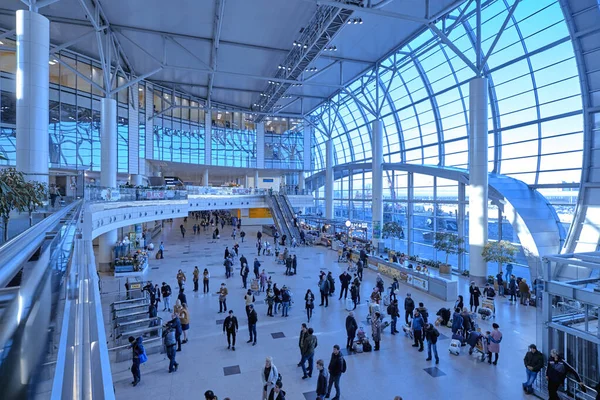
[309,0,583,233]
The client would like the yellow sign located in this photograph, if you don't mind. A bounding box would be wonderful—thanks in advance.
[378,263,402,281]
[129,282,142,290]
[249,208,272,218]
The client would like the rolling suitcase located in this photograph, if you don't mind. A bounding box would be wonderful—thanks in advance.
[346,297,354,311]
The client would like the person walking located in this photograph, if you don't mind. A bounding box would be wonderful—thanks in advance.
[305,289,315,322]
[424,323,440,364]
[522,344,545,394]
[404,293,415,325]
[217,283,228,313]
[469,281,482,312]
[257,240,262,257]
[260,269,269,292]
[350,282,358,310]
[193,266,200,292]
[356,259,363,281]
[388,299,400,334]
[223,310,239,351]
[179,303,190,344]
[327,272,335,297]
[128,336,144,386]
[261,357,279,400]
[319,275,330,307]
[153,283,161,308]
[345,311,358,351]
[487,323,503,365]
[163,322,178,373]
[546,349,584,400]
[180,224,186,239]
[298,323,308,367]
[300,328,318,379]
[412,310,425,352]
[247,304,258,345]
[161,282,172,312]
[338,271,351,300]
[316,359,329,400]
[353,274,361,303]
[371,312,382,351]
[203,268,210,293]
[326,345,346,400]
[505,263,514,282]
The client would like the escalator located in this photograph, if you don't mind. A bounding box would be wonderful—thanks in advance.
[277,194,301,243]
[265,195,292,242]
[273,194,296,243]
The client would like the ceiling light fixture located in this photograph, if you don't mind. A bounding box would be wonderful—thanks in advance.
[348,18,363,24]
[305,67,318,72]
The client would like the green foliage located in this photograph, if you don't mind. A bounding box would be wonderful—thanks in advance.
[481,240,518,267]
[22,181,47,226]
[433,232,466,264]
[382,221,404,239]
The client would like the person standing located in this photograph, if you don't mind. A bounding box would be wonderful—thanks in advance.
[223,310,239,351]
[169,312,183,352]
[217,283,228,313]
[163,322,178,373]
[505,263,514,283]
[158,242,165,259]
[193,266,200,292]
[281,286,291,317]
[519,279,531,306]
[177,288,187,307]
[161,282,172,312]
[496,269,505,297]
[326,345,346,400]
[298,323,308,367]
[338,271,351,300]
[546,349,584,400]
[268,381,286,400]
[301,328,318,379]
[469,281,481,312]
[247,304,258,345]
[319,275,330,307]
[266,286,275,317]
[350,282,358,310]
[179,303,190,344]
[509,275,517,302]
[203,268,210,293]
[424,323,440,364]
[353,274,361,304]
[261,357,279,400]
[404,293,415,325]
[128,336,144,385]
[305,289,315,322]
[522,344,544,394]
[241,262,250,289]
[345,311,358,351]
[371,312,383,351]
[327,272,335,297]
[292,254,297,275]
[388,299,400,334]
[180,224,186,239]
[356,259,364,281]
[412,310,425,352]
[487,323,503,365]
[244,289,255,316]
[316,359,329,400]
[254,258,261,279]
[260,269,269,292]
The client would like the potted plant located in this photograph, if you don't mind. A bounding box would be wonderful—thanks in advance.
[433,232,465,274]
[22,181,47,227]
[482,240,518,275]
[0,168,28,242]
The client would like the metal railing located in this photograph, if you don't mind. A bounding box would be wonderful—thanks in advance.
[186,186,269,196]
[0,200,82,398]
[85,186,188,202]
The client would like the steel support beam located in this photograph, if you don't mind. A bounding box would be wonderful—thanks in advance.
[109,67,162,96]
[207,0,225,107]
[479,0,520,74]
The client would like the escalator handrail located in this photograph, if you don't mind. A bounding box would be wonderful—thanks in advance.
[277,194,300,240]
[273,195,293,239]
[281,194,300,239]
[0,201,81,288]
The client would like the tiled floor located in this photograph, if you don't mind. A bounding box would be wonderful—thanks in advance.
[101,218,538,400]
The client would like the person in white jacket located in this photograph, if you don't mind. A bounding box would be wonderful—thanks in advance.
[261,356,279,400]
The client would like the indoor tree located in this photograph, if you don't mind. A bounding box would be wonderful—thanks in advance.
[433,232,466,267]
[382,221,404,252]
[0,168,28,242]
[482,240,518,274]
[22,180,47,227]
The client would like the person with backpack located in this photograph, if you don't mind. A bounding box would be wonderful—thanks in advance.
[345,311,358,351]
[223,310,239,350]
[404,293,415,325]
[319,275,330,307]
[483,283,496,300]
[416,302,429,324]
[300,327,318,379]
[388,299,400,334]
[163,323,179,373]
[424,323,440,364]
[280,286,291,317]
[161,282,172,312]
[128,336,146,386]
[316,359,329,400]
[326,345,346,400]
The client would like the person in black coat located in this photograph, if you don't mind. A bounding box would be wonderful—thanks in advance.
[178,288,187,307]
[316,359,328,399]
[268,381,286,400]
[546,349,583,400]
[404,293,415,325]
[222,310,239,351]
[345,311,358,350]
[469,282,482,312]
[338,271,352,300]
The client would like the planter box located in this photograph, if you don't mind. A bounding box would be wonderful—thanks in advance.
[439,264,451,275]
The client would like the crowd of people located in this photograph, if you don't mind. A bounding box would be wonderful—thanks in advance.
[125,213,596,400]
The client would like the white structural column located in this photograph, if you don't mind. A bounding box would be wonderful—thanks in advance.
[98,97,118,271]
[303,125,312,171]
[244,175,249,188]
[256,122,265,169]
[204,110,212,165]
[298,171,305,194]
[325,139,334,219]
[15,10,50,184]
[372,119,384,246]
[468,77,489,283]
[204,169,209,187]
[128,83,140,175]
[254,170,259,188]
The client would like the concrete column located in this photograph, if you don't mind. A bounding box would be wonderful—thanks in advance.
[100,98,117,188]
[407,172,414,256]
[254,170,259,188]
[256,122,265,169]
[244,175,249,188]
[468,77,489,283]
[303,124,312,171]
[97,230,118,272]
[457,182,466,272]
[128,83,140,174]
[204,110,212,165]
[298,172,305,193]
[15,10,49,184]
[325,139,334,219]
[203,169,209,187]
[132,174,144,186]
[371,119,384,246]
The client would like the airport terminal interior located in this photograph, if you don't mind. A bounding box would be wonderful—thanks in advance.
[0,0,598,399]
